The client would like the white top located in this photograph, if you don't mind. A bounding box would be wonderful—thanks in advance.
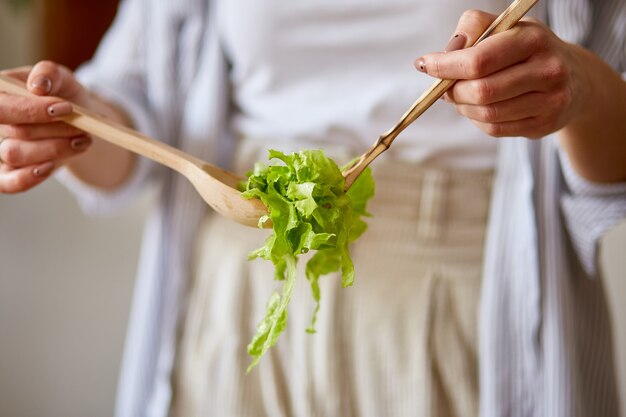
[220,0,504,169]
[55,0,626,416]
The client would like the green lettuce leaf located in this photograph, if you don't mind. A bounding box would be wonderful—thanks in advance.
[241,149,375,369]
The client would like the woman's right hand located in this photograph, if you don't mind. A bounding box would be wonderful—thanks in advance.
[0,61,93,194]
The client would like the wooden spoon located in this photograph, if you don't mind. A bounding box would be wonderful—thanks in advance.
[0,74,268,227]
[0,0,536,227]
[342,0,539,190]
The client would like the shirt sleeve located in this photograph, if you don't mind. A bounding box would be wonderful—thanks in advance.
[549,0,626,275]
[559,150,626,276]
[55,0,162,216]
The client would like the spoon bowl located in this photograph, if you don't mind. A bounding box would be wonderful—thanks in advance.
[187,162,268,227]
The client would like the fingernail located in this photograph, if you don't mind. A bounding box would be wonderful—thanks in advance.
[33,161,54,177]
[71,136,92,150]
[445,33,467,52]
[416,58,427,73]
[47,102,73,117]
[30,76,52,94]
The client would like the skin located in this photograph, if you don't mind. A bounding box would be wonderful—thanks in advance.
[0,61,135,193]
[417,10,626,183]
[0,10,625,195]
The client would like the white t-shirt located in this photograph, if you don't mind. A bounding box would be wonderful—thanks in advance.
[218,0,509,169]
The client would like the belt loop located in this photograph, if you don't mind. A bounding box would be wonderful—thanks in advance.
[416,169,447,241]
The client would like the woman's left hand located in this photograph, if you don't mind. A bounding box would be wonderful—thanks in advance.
[415,9,590,140]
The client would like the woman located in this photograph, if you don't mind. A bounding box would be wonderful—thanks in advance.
[1,0,625,416]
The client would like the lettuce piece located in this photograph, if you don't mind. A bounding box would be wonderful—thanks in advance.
[241,149,375,370]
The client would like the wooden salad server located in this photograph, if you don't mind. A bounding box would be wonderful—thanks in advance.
[0,0,537,227]
[343,0,539,190]
[0,74,268,227]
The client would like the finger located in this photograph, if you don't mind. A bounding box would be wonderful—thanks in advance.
[451,9,499,48]
[446,60,558,105]
[0,122,84,141]
[471,116,554,139]
[454,92,549,124]
[0,66,33,83]
[415,9,496,74]
[0,136,92,168]
[417,23,542,80]
[0,161,55,194]
[27,60,84,100]
[0,93,73,124]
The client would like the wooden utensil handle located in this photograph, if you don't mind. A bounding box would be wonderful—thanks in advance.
[474,0,539,43]
[0,74,202,173]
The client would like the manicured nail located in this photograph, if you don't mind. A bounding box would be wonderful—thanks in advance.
[416,58,427,73]
[71,137,92,150]
[30,76,52,94]
[47,102,73,117]
[445,33,467,52]
[33,161,54,177]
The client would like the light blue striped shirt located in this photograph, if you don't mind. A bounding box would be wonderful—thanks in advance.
[57,0,626,416]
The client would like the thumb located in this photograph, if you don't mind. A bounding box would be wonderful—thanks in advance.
[446,9,498,52]
[26,60,86,102]
[414,9,499,77]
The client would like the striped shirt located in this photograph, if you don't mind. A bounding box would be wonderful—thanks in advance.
[56,0,626,416]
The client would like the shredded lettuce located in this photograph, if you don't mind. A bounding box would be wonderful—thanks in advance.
[241,149,375,371]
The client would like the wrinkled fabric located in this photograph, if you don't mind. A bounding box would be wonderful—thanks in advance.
[54,1,626,416]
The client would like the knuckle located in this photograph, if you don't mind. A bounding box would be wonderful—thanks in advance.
[431,58,442,78]
[485,123,503,137]
[61,123,80,136]
[15,103,41,123]
[461,9,488,25]
[24,103,42,122]
[548,59,569,84]
[538,56,569,86]
[466,54,487,79]
[7,174,30,193]
[8,125,31,139]
[474,79,493,104]
[526,27,550,51]
[0,96,10,122]
[1,142,22,165]
[524,17,543,25]
[481,104,499,122]
[47,143,64,160]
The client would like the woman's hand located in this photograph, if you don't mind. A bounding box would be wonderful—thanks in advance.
[0,61,93,193]
[416,10,626,182]
[415,10,588,139]
[1,60,137,193]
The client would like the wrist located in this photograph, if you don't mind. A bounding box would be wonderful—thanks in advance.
[564,43,602,127]
[557,45,626,183]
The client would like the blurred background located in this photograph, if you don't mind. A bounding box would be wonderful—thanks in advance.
[0,1,624,416]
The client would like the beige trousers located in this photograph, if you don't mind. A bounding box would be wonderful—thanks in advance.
[171,161,493,417]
